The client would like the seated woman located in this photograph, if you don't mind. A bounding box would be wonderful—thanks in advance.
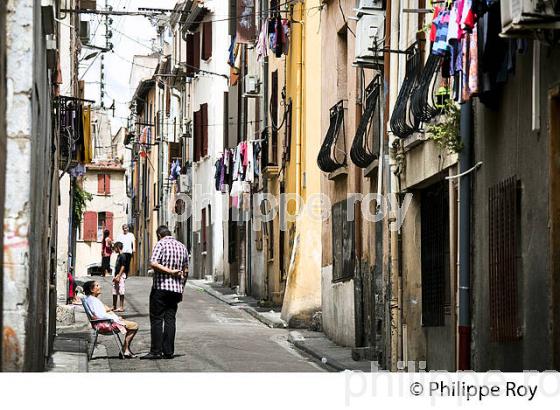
[82,280,138,358]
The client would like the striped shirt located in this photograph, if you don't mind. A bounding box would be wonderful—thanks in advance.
[150,236,189,293]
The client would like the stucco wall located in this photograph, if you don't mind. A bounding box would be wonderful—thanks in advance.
[471,42,560,371]
[321,265,355,347]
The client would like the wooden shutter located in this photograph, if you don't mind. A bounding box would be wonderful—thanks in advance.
[105,211,113,238]
[83,211,97,241]
[202,21,212,60]
[169,141,182,164]
[98,174,104,194]
[201,103,208,157]
[193,31,201,72]
[194,109,202,162]
[104,174,111,194]
[186,34,195,76]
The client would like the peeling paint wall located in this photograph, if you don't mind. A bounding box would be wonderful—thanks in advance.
[2,0,57,371]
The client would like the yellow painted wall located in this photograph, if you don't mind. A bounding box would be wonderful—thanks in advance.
[281,1,322,326]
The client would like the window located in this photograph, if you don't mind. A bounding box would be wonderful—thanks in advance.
[331,200,355,282]
[186,32,200,76]
[193,108,202,161]
[421,180,450,327]
[489,176,521,342]
[97,174,110,194]
[169,141,182,164]
[201,103,208,157]
[82,211,113,242]
[202,21,212,60]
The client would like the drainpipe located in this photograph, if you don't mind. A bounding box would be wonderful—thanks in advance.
[458,100,473,370]
[388,0,401,372]
[262,0,269,300]
[295,4,303,200]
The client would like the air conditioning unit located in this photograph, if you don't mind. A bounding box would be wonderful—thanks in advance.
[244,75,260,97]
[355,12,385,66]
[500,0,560,37]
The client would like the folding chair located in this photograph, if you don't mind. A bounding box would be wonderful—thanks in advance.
[81,296,125,359]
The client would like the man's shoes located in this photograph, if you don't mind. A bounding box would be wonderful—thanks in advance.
[162,354,174,359]
[140,353,162,360]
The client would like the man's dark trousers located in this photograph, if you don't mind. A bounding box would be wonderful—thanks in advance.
[149,288,183,356]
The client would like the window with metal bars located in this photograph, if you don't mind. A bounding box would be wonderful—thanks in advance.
[350,75,381,168]
[317,101,346,173]
[421,180,450,327]
[489,176,521,343]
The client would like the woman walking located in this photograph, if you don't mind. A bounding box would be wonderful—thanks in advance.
[101,229,112,277]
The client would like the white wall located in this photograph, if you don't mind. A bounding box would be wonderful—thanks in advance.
[191,5,230,280]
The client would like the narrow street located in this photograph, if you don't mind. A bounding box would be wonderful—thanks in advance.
[89,276,322,372]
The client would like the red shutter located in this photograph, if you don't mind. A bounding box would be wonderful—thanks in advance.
[201,103,208,157]
[98,174,104,194]
[105,174,111,194]
[202,22,212,60]
[105,211,113,239]
[186,34,195,76]
[193,31,201,71]
[83,211,97,241]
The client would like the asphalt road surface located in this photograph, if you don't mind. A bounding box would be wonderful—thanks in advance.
[90,276,323,372]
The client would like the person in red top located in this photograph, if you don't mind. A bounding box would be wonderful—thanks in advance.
[101,229,113,277]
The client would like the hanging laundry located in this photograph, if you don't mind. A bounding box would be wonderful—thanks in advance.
[432,10,451,56]
[429,6,442,43]
[281,19,290,55]
[460,0,476,32]
[241,141,249,168]
[256,21,269,63]
[214,157,223,191]
[246,142,254,183]
[253,141,261,179]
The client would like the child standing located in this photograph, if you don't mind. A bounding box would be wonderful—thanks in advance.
[112,241,128,312]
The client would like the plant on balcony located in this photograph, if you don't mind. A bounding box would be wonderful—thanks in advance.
[426,98,463,154]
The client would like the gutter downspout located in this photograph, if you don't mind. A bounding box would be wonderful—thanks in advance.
[262,2,270,301]
[388,0,401,372]
[295,3,303,201]
[458,100,473,370]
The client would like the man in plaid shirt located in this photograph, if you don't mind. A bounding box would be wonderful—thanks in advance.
[141,225,189,360]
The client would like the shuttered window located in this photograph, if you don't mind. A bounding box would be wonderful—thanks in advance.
[97,174,110,194]
[331,200,355,282]
[489,176,521,342]
[186,33,200,76]
[201,103,208,157]
[97,211,113,242]
[202,21,212,60]
[169,141,182,164]
[83,211,97,242]
[193,109,202,162]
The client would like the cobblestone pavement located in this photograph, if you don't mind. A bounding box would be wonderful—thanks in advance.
[89,276,323,372]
